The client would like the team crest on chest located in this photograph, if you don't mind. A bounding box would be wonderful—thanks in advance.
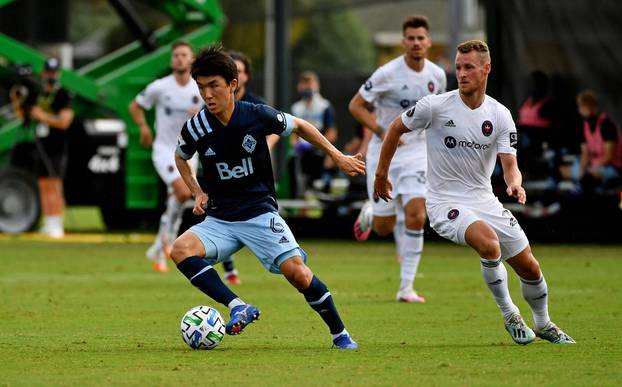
[428,81,435,92]
[242,134,257,153]
[482,120,493,137]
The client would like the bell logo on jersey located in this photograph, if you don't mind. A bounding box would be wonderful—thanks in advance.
[216,157,254,180]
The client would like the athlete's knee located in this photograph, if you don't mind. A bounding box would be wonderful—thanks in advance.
[517,254,542,280]
[478,237,501,260]
[405,211,426,230]
[282,259,313,289]
[373,218,395,236]
[170,235,204,264]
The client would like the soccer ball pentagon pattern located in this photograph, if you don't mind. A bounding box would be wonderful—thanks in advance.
[180,305,225,350]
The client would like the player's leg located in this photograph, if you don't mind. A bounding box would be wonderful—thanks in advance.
[243,212,357,349]
[279,256,357,350]
[506,246,575,344]
[465,220,534,344]
[354,157,395,240]
[170,224,255,336]
[396,196,426,303]
[37,177,65,238]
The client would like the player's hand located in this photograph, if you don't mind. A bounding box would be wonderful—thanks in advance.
[30,106,45,120]
[374,174,393,202]
[193,192,209,215]
[139,126,153,148]
[506,184,526,204]
[336,153,366,176]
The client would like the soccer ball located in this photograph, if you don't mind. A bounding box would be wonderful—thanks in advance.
[180,305,225,350]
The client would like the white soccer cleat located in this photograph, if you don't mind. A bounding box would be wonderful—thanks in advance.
[396,288,426,303]
[353,201,373,241]
[535,322,576,344]
[504,314,536,345]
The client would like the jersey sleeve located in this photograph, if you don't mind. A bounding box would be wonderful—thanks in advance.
[358,67,391,103]
[437,69,448,94]
[497,108,518,155]
[257,104,295,136]
[135,80,161,110]
[176,121,198,160]
[400,95,433,133]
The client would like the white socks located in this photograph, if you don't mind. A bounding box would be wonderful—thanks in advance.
[165,195,184,242]
[480,256,520,320]
[228,298,246,310]
[520,276,551,329]
[400,228,424,290]
[42,215,64,238]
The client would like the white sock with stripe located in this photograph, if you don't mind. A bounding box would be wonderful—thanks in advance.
[520,276,551,329]
[400,228,424,290]
[480,256,520,320]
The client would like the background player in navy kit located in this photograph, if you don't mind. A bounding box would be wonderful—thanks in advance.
[171,45,365,349]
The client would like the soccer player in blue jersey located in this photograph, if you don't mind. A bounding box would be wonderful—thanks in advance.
[170,45,365,350]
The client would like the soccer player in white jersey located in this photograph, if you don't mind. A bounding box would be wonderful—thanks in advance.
[129,41,239,280]
[375,40,575,345]
[349,15,446,303]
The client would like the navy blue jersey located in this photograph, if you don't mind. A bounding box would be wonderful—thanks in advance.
[177,101,295,221]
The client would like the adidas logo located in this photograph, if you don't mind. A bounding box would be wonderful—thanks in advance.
[401,84,409,90]
[444,120,456,127]
[205,147,216,156]
[278,236,289,244]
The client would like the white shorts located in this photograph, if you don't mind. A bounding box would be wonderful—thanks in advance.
[426,197,529,259]
[152,144,197,190]
[366,152,426,217]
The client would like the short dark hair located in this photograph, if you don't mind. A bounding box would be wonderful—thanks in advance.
[171,40,193,52]
[402,15,430,33]
[228,50,252,79]
[192,44,238,84]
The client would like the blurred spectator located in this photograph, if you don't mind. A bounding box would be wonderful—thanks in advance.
[9,58,73,238]
[561,90,622,193]
[228,50,265,105]
[517,70,558,182]
[289,71,338,196]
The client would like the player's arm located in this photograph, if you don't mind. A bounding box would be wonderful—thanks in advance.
[291,117,365,176]
[349,93,384,139]
[499,153,526,205]
[175,151,207,215]
[374,116,409,201]
[129,100,153,148]
[30,106,74,130]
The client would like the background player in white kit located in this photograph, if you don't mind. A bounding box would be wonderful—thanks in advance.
[129,41,238,279]
[349,16,446,303]
[375,40,574,345]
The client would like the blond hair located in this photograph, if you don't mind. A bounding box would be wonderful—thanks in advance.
[457,40,490,64]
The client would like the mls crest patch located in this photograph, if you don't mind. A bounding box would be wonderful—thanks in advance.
[242,134,257,153]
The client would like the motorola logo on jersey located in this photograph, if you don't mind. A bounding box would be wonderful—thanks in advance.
[444,136,457,148]
[482,120,493,136]
[192,95,200,104]
[447,209,460,220]
[444,136,491,150]
[165,106,172,116]
[428,81,435,93]
[215,157,255,180]
[400,99,410,108]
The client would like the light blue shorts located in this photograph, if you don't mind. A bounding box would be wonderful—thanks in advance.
[188,211,306,274]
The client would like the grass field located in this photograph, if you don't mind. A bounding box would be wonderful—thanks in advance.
[1,237,621,386]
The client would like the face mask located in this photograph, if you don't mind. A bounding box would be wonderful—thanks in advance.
[299,88,313,99]
[45,77,58,87]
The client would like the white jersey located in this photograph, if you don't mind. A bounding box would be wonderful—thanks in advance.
[400,90,518,203]
[136,74,203,150]
[359,56,446,168]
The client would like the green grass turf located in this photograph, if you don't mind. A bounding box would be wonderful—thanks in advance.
[0,239,621,386]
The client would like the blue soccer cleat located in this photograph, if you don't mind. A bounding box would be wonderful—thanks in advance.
[225,304,260,335]
[332,334,358,350]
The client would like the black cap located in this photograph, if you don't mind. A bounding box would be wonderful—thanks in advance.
[44,57,60,71]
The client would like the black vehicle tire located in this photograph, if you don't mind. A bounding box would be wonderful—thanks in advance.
[0,167,40,233]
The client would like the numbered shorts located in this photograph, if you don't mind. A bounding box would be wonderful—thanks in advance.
[187,211,306,274]
[366,155,426,217]
[426,197,529,260]
[152,144,198,190]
